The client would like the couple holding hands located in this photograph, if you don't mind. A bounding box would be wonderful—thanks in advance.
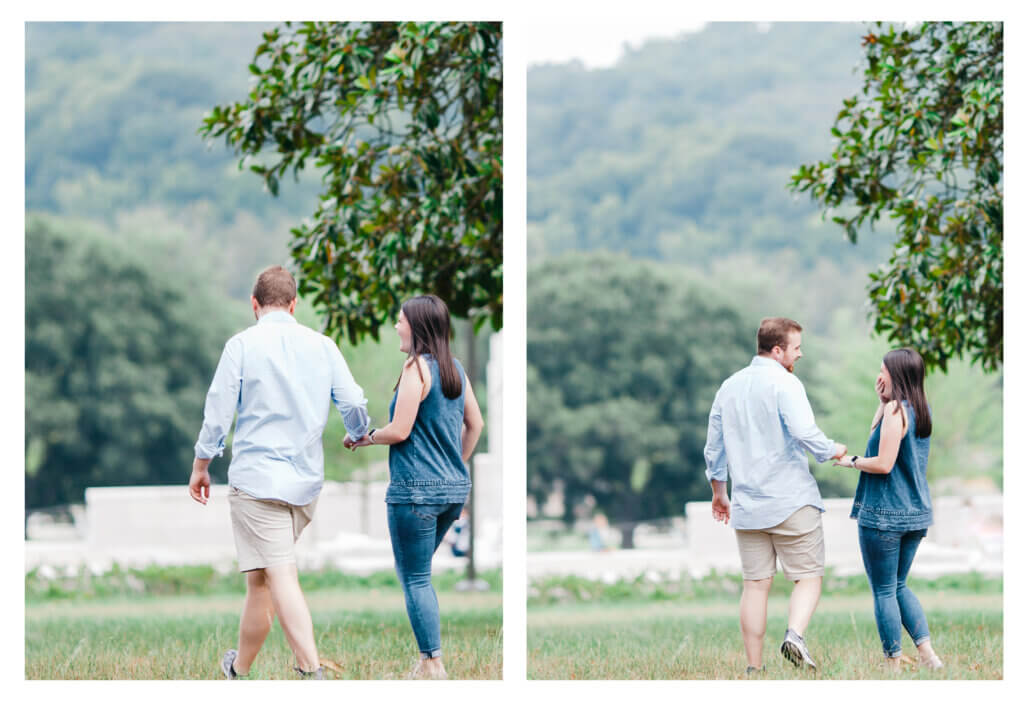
[189,265,483,680]
[704,317,943,674]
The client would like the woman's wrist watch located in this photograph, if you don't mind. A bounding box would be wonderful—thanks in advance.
[368,429,377,444]
[851,455,859,467]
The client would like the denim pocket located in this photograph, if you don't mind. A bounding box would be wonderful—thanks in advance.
[863,526,901,545]
[410,503,452,521]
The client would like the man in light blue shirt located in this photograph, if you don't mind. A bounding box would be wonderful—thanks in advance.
[189,265,369,679]
[704,317,846,674]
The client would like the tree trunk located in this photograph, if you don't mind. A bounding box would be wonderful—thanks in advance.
[619,522,636,550]
[464,319,477,581]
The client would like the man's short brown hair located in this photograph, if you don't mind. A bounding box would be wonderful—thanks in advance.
[252,265,297,308]
[757,317,802,355]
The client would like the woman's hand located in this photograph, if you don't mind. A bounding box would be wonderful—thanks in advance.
[833,455,855,468]
[875,375,887,402]
[344,433,374,451]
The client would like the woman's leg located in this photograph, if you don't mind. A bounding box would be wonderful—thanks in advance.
[387,503,445,660]
[895,530,941,665]
[858,526,905,662]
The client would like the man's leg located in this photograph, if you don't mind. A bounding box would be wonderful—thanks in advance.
[787,576,821,636]
[740,578,772,668]
[233,569,275,675]
[774,507,826,668]
[264,562,319,673]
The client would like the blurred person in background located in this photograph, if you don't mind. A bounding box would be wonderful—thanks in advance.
[347,294,484,679]
[704,317,846,675]
[189,265,370,680]
[833,348,943,672]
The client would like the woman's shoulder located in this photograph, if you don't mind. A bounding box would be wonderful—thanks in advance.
[403,354,432,375]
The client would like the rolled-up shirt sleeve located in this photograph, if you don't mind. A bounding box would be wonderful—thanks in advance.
[328,342,369,440]
[194,336,243,459]
[704,393,729,482]
[778,377,835,462]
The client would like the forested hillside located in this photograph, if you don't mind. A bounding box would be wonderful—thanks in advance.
[528,22,895,268]
[26,22,323,300]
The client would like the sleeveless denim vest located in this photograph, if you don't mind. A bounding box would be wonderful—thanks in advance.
[850,401,933,531]
[385,355,471,504]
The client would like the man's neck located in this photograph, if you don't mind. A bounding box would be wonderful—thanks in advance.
[256,307,291,319]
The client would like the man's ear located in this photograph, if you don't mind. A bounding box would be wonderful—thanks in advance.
[288,298,297,314]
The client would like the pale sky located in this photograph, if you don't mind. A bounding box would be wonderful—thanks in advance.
[527,20,709,69]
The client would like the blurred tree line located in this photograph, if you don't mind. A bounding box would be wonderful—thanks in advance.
[25,23,493,509]
[527,22,1002,542]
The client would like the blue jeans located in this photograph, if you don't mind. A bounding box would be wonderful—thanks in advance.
[858,526,931,657]
[387,502,463,658]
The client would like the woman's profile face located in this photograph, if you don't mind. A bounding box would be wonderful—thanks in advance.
[396,309,413,353]
[877,361,893,401]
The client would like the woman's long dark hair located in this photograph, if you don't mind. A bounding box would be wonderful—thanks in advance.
[396,294,462,399]
[882,348,932,438]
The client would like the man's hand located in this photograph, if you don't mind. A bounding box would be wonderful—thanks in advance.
[831,443,847,460]
[710,479,730,525]
[344,434,373,451]
[189,458,212,505]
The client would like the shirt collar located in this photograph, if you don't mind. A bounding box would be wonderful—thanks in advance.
[257,310,296,324]
[751,355,785,371]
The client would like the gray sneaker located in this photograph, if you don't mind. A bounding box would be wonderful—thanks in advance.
[221,649,239,679]
[780,628,817,669]
[294,665,324,679]
[745,664,766,676]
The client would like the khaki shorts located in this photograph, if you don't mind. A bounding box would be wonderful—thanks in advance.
[735,505,825,581]
[228,486,317,572]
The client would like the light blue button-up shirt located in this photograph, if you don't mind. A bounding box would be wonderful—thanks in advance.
[194,310,370,505]
[704,355,836,530]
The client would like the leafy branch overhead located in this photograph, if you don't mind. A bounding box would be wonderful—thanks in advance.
[790,22,1002,372]
[200,22,503,343]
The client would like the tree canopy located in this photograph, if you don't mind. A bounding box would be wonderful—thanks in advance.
[25,216,240,508]
[527,254,750,546]
[790,22,1002,372]
[200,22,503,344]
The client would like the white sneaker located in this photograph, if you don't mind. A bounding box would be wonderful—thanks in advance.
[780,628,817,669]
[220,649,239,679]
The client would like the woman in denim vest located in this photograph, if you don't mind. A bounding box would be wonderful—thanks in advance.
[347,295,484,678]
[833,348,943,671]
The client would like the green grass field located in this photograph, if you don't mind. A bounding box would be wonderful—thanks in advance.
[528,592,1002,679]
[26,586,501,679]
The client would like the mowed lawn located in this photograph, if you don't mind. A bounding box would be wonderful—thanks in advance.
[528,592,1002,679]
[26,589,502,679]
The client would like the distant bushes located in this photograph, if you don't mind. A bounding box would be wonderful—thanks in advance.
[25,563,503,602]
[528,569,1002,606]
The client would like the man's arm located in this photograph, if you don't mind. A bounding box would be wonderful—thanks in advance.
[329,343,370,440]
[777,378,845,461]
[704,395,731,524]
[194,338,242,460]
[703,395,729,483]
[190,338,242,503]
